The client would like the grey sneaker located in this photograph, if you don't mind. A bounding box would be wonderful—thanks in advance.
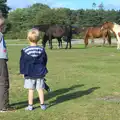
[25,105,33,111]
[41,104,47,110]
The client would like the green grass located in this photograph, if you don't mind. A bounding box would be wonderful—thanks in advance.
[1,42,120,120]
[5,39,67,45]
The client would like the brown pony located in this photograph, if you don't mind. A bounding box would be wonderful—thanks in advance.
[84,27,111,47]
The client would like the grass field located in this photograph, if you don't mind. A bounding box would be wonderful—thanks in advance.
[1,41,120,120]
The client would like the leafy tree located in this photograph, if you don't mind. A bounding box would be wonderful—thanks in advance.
[92,2,96,9]
[0,0,10,18]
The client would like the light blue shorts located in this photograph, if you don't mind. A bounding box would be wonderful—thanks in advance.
[24,78,45,90]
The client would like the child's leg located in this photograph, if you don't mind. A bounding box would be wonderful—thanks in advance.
[36,78,47,110]
[0,86,9,110]
[37,89,47,110]
[28,89,34,105]
[24,79,36,110]
[0,60,9,110]
[37,88,44,104]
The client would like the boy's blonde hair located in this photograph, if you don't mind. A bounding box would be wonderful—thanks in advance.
[27,28,40,43]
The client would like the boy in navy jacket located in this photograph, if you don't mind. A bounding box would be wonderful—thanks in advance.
[20,28,48,110]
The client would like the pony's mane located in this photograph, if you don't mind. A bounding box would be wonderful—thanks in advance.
[103,21,120,26]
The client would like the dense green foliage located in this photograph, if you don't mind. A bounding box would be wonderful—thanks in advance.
[0,0,10,18]
[2,3,120,39]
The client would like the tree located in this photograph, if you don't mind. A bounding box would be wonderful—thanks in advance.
[92,2,96,9]
[0,0,10,18]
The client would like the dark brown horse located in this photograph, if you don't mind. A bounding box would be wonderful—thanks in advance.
[84,27,111,47]
[33,24,73,49]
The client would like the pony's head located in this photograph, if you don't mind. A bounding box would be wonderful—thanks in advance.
[101,21,114,30]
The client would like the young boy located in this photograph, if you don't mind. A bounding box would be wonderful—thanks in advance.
[0,13,12,112]
[20,28,48,110]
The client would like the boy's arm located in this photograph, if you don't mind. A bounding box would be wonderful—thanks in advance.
[19,50,25,74]
[42,48,48,66]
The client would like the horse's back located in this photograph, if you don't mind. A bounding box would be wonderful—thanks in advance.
[33,24,50,32]
[86,27,108,38]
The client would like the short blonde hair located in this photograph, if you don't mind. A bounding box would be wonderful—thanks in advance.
[27,28,40,43]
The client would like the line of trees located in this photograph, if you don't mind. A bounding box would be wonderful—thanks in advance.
[1,1,120,39]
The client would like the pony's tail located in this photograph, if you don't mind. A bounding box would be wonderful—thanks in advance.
[107,30,111,45]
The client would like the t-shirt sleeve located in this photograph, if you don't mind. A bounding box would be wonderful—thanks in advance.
[19,49,25,74]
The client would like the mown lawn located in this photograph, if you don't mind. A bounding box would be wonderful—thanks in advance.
[1,42,120,120]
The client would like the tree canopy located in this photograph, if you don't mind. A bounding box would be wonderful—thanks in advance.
[0,0,10,18]
[2,3,120,39]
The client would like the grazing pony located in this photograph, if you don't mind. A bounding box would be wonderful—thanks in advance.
[33,24,73,49]
[101,21,120,49]
[33,24,63,49]
[84,27,111,47]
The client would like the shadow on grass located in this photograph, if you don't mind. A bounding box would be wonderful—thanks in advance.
[49,87,100,108]
[10,85,100,109]
[45,84,84,101]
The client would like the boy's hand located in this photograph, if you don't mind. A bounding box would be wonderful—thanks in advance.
[17,73,24,78]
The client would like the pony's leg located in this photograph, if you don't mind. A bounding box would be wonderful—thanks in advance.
[42,35,47,48]
[118,39,120,50]
[117,41,119,50]
[57,39,60,49]
[116,34,120,50]
[58,38,62,49]
[58,41,60,49]
[91,36,94,46]
[91,39,94,44]
[69,39,72,49]
[103,39,105,46]
[48,36,53,49]
[107,31,111,46]
[65,42,68,49]
[65,39,68,49]
[60,39,63,48]
[102,36,106,46]
[84,36,88,48]
[49,40,53,49]
[48,40,50,48]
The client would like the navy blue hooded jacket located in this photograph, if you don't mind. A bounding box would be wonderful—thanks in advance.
[20,46,48,78]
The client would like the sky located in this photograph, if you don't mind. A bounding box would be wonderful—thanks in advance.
[7,0,120,10]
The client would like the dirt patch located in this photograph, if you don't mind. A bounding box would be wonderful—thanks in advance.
[96,95,120,102]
